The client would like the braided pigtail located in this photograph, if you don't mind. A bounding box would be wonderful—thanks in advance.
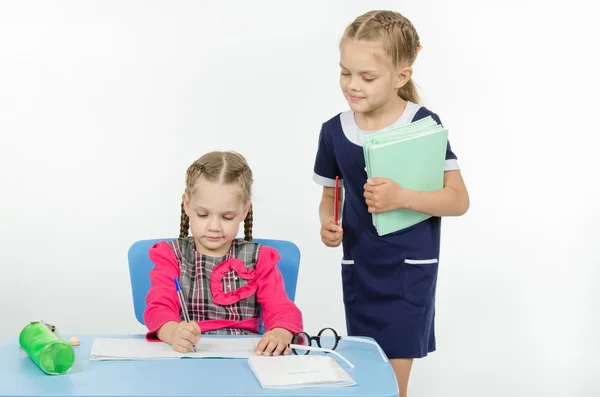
[244,204,253,241]
[179,199,190,238]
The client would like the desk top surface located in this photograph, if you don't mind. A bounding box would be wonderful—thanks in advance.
[0,334,398,397]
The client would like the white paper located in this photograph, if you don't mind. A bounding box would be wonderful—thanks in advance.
[90,337,261,360]
[248,355,356,389]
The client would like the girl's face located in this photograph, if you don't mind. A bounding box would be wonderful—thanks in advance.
[183,176,250,256]
[339,39,411,115]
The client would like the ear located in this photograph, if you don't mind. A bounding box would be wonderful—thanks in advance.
[394,66,413,89]
[183,193,192,217]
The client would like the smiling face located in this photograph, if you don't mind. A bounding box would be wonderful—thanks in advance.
[339,39,413,116]
[183,176,250,256]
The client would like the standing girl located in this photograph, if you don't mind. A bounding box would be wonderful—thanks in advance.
[313,10,469,397]
[145,151,303,356]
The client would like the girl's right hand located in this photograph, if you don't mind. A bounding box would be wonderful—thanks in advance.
[320,217,343,247]
[170,321,201,353]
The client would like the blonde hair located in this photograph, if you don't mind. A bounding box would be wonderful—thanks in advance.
[342,10,421,104]
[179,151,254,241]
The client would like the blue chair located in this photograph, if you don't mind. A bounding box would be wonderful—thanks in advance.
[127,238,301,330]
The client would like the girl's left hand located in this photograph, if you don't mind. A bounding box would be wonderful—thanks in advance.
[364,177,411,213]
[255,328,293,356]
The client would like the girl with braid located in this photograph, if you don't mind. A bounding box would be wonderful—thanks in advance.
[313,10,469,396]
[144,151,303,356]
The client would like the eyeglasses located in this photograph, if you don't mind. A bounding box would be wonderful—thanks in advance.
[288,327,388,368]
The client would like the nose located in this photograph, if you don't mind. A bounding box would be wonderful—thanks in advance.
[207,215,221,232]
[348,76,361,92]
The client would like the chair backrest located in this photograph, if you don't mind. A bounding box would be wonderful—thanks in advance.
[127,238,301,326]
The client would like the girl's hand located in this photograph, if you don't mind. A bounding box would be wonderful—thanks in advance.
[320,217,343,247]
[255,327,293,356]
[363,178,411,213]
[169,321,201,353]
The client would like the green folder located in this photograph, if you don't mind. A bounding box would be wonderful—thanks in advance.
[364,116,448,236]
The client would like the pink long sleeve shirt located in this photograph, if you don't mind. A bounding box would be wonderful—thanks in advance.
[143,238,303,340]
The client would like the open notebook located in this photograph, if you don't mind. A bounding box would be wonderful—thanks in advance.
[90,337,261,360]
[248,355,356,389]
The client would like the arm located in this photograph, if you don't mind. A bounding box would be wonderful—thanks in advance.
[400,115,469,216]
[255,246,303,334]
[312,124,344,246]
[313,123,342,224]
[365,170,469,217]
[319,185,343,225]
[365,129,469,217]
[143,241,184,342]
[404,170,470,216]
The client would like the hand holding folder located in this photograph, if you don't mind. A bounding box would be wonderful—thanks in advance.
[363,116,449,236]
[364,177,411,213]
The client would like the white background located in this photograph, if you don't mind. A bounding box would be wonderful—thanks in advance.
[1,1,599,396]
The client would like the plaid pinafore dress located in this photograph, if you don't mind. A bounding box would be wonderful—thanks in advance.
[170,237,261,335]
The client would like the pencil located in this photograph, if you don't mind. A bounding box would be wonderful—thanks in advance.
[334,176,339,225]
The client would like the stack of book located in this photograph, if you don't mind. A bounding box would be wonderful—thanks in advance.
[363,116,449,236]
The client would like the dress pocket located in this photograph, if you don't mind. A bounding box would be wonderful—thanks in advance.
[341,259,357,305]
[402,258,439,306]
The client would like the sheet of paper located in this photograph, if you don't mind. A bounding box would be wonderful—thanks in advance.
[248,355,357,389]
[90,337,261,360]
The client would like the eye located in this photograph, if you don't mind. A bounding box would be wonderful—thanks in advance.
[222,216,234,221]
[363,77,375,82]
[341,71,350,76]
[196,213,207,218]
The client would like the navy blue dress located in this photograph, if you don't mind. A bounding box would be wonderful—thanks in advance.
[313,102,460,359]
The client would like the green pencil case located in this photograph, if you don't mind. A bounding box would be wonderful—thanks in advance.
[19,321,75,375]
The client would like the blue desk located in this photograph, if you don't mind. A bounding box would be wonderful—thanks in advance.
[0,335,398,397]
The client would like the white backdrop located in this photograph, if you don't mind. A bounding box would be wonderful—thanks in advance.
[1,1,598,396]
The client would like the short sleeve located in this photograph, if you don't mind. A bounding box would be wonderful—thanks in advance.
[430,113,460,171]
[312,124,341,187]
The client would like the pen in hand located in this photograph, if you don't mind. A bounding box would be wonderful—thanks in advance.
[174,277,197,352]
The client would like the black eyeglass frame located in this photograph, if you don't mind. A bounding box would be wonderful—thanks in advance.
[290,327,342,355]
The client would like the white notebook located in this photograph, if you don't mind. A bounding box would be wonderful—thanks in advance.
[90,337,261,360]
[248,355,356,389]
